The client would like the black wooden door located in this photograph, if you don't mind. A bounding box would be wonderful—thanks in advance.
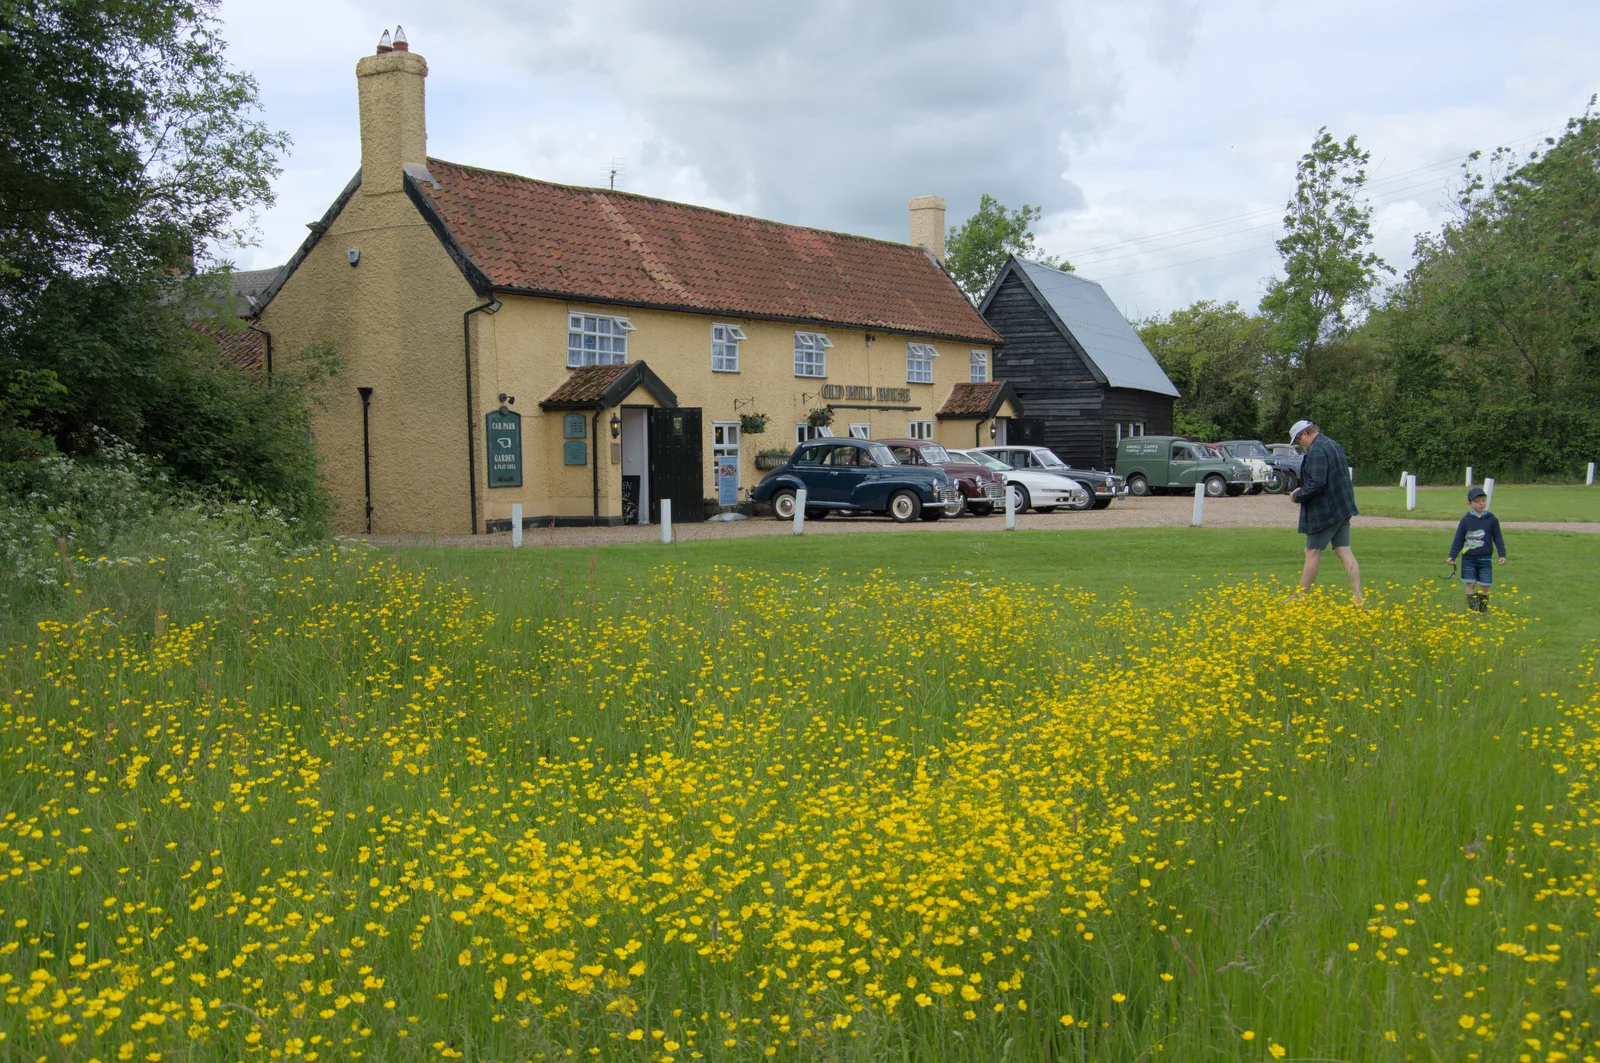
[647,407,704,523]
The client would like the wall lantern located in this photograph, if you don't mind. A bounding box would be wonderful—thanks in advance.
[864,333,876,346]
[609,413,622,439]
[989,421,998,440]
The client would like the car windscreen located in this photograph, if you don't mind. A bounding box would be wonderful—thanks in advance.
[944,452,980,465]
[1230,442,1270,458]
[867,444,898,466]
[1037,450,1068,468]
[918,445,952,464]
[970,453,1012,471]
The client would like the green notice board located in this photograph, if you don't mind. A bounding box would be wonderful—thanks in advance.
[563,440,588,466]
[485,409,522,487]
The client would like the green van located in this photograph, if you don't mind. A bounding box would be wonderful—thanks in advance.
[1115,436,1252,497]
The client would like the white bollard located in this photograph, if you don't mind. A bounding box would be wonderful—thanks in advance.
[1466,466,1473,487]
[1400,469,1408,488]
[1484,477,1495,509]
[1348,466,1355,481]
[1406,474,1417,511]
[1004,483,1016,531]
[511,503,523,547]
[1588,462,1595,486]
[660,498,672,544]
[1192,481,1205,527]
[793,488,807,535]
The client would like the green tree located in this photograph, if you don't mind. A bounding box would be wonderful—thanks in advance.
[944,194,1070,299]
[0,1,328,527]
[1137,301,1267,440]
[1258,128,1392,434]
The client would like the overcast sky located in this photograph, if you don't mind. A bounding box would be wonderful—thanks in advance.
[216,0,1599,319]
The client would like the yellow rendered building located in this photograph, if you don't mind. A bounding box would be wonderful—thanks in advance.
[256,32,1014,534]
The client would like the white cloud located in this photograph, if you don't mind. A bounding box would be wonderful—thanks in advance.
[216,0,1600,317]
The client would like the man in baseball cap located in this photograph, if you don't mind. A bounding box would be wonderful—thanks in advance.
[1287,420,1362,604]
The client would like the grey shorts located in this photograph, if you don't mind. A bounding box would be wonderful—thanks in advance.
[1306,518,1352,551]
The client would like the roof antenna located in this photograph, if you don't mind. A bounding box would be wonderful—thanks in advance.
[608,157,626,191]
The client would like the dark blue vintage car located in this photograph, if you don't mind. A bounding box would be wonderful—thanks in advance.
[751,439,963,522]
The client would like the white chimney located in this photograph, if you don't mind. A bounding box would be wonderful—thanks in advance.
[909,196,946,263]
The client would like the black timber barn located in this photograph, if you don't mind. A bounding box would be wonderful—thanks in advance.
[980,256,1178,470]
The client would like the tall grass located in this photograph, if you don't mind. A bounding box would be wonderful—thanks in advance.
[0,550,1594,1061]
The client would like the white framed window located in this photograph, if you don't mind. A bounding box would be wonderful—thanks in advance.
[711,323,745,372]
[797,422,822,444]
[712,422,741,490]
[1114,422,1147,442]
[794,332,831,378]
[909,420,935,440]
[567,313,634,367]
[848,423,871,440]
[970,349,987,383]
[906,342,938,384]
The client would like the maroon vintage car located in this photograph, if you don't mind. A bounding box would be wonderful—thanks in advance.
[880,438,1007,515]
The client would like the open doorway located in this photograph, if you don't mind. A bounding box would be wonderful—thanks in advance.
[620,407,649,524]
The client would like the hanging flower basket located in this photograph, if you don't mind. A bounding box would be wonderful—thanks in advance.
[806,407,834,429]
[739,412,769,435]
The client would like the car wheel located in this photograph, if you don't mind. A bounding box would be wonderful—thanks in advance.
[806,507,830,520]
[1204,475,1227,498]
[968,501,995,517]
[1264,469,1288,494]
[1064,483,1095,511]
[1225,484,1246,497]
[1009,484,1032,513]
[1127,474,1150,497]
[919,508,943,522]
[888,490,922,523]
[1246,484,1264,495]
[1091,498,1113,509]
[1280,471,1299,494]
[771,489,797,520]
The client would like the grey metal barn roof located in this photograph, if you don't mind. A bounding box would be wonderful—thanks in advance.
[981,257,1179,397]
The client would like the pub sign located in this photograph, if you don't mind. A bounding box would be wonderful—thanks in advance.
[485,408,523,487]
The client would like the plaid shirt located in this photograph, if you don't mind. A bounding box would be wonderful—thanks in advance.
[1292,433,1358,534]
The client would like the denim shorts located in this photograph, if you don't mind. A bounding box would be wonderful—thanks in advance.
[1460,556,1493,586]
[1305,518,1351,551]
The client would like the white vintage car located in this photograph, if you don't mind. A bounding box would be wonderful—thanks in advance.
[949,449,1090,513]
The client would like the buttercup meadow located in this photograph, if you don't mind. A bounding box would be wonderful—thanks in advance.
[1,545,1597,1062]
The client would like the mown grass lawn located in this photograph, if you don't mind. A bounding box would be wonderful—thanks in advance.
[1355,483,1600,523]
[2,526,1597,1061]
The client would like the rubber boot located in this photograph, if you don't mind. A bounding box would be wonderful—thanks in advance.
[1477,594,1489,615]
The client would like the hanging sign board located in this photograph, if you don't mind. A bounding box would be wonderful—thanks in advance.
[485,408,522,487]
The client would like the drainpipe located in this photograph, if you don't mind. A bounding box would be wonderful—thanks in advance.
[461,298,501,534]
[247,323,273,383]
[591,409,601,525]
[357,387,374,533]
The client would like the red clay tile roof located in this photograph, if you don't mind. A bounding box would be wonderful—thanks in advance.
[414,159,1001,345]
[542,365,630,406]
[939,382,1006,417]
[193,323,265,371]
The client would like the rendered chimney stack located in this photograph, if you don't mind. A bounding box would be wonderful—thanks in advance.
[909,196,947,264]
[356,29,428,194]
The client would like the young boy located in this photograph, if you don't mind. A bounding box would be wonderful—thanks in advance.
[1446,486,1507,613]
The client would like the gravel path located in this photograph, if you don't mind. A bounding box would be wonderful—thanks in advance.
[362,494,1600,550]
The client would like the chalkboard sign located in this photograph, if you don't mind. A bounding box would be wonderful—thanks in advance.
[485,409,522,487]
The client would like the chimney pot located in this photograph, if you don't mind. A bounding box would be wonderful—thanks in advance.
[909,195,947,264]
[392,25,408,51]
[376,28,392,53]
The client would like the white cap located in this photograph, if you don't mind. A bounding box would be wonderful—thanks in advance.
[1289,419,1314,444]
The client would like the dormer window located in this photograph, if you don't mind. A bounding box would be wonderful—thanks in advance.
[970,349,987,383]
[567,313,634,367]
